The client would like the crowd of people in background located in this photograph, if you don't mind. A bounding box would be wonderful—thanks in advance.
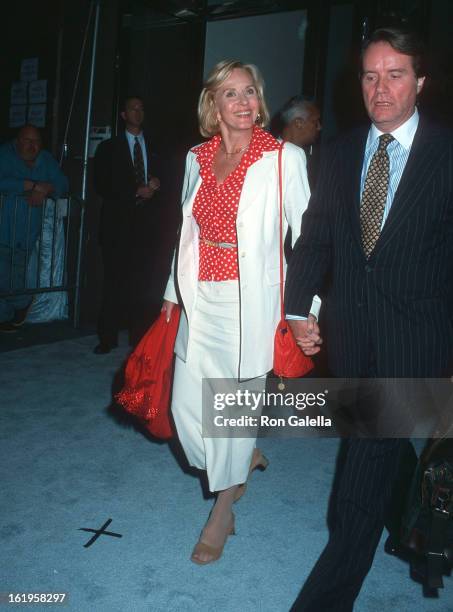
[0,81,323,347]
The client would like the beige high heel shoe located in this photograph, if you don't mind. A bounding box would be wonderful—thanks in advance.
[190,512,236,565]
[234,448,269,502]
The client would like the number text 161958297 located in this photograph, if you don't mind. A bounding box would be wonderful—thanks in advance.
[1,593,67,605]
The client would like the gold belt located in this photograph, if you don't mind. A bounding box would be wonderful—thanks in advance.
[201,239,237,249]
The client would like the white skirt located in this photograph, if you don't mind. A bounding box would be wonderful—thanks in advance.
[171,280,264,492]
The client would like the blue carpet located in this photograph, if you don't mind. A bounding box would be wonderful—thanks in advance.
[1,335,452,612]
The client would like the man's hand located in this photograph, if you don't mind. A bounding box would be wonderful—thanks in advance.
[26,190,46,206]
[136,177,160,200]
[148,176,160,191]
[288,314,322,356]
[33,181,54,196]
[136,184,155,200]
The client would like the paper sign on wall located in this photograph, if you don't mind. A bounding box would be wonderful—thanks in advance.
[11,82,27,105]
[20,57,39,82]
[29,80,47,104]
[9,105,27,128]
[28,104,46,128]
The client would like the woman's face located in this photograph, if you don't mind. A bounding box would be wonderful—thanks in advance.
[214,68,260,133]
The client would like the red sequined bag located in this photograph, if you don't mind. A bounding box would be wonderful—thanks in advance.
[273,144,314,385]
[116,306,181,439]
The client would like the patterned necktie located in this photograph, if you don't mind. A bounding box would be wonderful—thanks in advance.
[360,133,394,258]
[133,136,145,186]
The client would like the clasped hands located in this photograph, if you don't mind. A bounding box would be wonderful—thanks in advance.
[288,314,323,356]
[136,176,160,200]
[24,180,55,206]
[160,303,324,351]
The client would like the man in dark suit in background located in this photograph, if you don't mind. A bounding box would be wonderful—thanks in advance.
[93,96,161,354]
[285,27,453,610]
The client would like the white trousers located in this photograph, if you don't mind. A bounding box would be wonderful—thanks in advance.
[171,281,264,492]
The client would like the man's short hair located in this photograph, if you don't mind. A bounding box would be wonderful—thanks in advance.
[17,123,41,136]
[280,96,317,126]
[361,27,426,78]
[121,95,144,111]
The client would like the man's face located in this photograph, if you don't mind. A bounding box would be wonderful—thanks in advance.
[121,98,145,130]
[297,105,321,146]
[16,127,42,162]
[284,104,321,148]
[361,41,425,132]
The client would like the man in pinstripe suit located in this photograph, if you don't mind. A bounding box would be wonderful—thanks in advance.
[285,27,453,611]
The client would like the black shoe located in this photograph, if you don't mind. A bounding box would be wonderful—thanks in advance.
[93,342,118,354]
[384,535,413,563]
[12,297,35,327]
[0,321,18,333]
[384,535,401,556]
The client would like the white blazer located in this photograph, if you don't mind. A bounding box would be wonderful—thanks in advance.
[164,141,321,380]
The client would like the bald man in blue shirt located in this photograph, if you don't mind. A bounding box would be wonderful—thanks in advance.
[0,125,68,331]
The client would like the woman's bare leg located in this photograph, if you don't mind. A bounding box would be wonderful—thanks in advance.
[191,485,239,564]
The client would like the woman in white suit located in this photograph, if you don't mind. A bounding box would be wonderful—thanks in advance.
[163,60,320,565]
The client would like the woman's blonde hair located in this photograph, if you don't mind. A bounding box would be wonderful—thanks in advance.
[198,60,270,138]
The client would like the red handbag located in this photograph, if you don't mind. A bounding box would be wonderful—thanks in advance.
[116,305,181,439]
[273,144,314,384]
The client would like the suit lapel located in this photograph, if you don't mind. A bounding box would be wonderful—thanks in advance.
[119,133,135,176]
[238,150,277,216]
[182,155,202,217]
[344,127,368,251]
[144,135,153,179]
[182,148,276,219]
[375,117,438,252]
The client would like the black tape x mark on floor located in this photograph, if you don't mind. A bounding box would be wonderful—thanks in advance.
[78,518,122,548]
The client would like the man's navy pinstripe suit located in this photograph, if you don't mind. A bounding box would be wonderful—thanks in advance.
[285,115,453,610]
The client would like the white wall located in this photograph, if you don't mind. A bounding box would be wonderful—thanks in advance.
[204,11,307,119]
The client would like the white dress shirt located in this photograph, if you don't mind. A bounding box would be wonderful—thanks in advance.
[125,130,148,183]
[360,108,419,227]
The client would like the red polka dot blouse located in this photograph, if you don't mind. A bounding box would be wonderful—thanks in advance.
[192,126,281,281]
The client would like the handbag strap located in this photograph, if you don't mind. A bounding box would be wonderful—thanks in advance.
[278,143,284,320]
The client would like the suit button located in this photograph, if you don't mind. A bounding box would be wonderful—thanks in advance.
[365,265,372,272]
[357,302,363,307]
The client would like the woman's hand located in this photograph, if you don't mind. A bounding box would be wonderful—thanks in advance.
[162,299,177,322]
[288,315,322,356]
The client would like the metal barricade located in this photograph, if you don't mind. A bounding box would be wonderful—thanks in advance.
[0,192,85,327]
